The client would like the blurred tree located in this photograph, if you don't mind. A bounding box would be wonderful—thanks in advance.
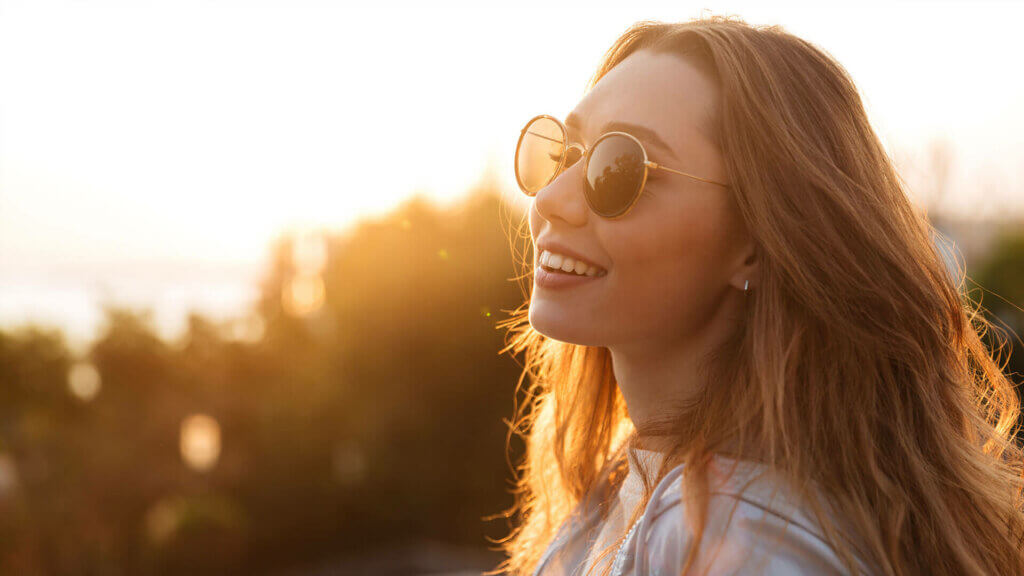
[971,230,1024,401]
[0,177,526,574]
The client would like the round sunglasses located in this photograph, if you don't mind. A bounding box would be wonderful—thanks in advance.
[514,114,731,219]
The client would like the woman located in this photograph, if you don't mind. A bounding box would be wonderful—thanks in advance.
[490,15,1024,576]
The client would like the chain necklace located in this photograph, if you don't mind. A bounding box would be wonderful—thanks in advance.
[610,514,643,576]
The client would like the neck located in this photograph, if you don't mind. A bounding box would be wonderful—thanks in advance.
[608,288,742,437]
[633,434,678,453]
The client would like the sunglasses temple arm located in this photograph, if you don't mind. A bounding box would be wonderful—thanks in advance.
[646,161,730,189]
[523,130,565,145]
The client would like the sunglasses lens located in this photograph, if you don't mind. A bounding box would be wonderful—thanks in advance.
[585,134,646,218]
[516,116,565,195]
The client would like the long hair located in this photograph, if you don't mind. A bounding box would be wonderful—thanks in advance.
[488,15,1024,576]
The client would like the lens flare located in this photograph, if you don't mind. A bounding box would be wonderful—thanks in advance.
[180,413,221,472]
[67,362,101,401]
[282,273,325,316]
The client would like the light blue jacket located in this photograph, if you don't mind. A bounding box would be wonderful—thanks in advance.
[532,456,874,576]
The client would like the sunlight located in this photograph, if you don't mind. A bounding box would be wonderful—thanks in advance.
[282,273,326,317]
[67,362,102,402]
[180,413,221,473]
[2,1,1022,343]
[230,314,266,342]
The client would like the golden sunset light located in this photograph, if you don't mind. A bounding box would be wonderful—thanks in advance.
[1,2,1023,574]
[1,1,1022,349]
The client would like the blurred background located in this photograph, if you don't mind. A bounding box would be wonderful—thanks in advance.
[1,0,1022,574]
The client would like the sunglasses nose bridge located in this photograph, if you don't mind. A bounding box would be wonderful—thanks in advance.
[563,143,586,170]
[532,148,592,228]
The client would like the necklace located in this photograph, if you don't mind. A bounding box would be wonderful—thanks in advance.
[610,515,643,576]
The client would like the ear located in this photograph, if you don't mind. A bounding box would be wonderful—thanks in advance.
[728,238,759,292]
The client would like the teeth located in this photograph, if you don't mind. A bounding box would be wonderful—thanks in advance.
[538,249,606,277]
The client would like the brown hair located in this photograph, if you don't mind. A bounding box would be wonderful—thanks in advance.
[489,14,1024,576]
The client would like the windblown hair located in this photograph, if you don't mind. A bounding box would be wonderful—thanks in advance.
[487,14,1024,576]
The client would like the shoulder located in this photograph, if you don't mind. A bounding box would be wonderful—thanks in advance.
[635,457,868,576]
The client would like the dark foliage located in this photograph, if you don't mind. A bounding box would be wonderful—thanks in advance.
[0,184,526,575]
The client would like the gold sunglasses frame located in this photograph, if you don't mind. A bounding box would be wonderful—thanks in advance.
[515,114,731,220]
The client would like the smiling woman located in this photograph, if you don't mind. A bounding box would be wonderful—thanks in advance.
[491,14,1024,576]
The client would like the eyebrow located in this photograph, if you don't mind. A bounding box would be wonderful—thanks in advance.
[565,112,678,162]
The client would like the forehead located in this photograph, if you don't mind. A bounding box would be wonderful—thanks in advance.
[569,49,719,153]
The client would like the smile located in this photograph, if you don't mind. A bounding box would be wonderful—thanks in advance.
[539,250,608,277]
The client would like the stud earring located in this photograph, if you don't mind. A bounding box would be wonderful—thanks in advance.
[744,280,749,292]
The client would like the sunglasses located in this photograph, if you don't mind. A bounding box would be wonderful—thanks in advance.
[515,114,731,219]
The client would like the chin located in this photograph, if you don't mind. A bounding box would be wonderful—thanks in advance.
[528,300,606,347]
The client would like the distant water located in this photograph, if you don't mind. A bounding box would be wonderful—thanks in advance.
[0,259,264,355]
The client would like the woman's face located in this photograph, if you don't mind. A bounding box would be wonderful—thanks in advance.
[528,49,752,348]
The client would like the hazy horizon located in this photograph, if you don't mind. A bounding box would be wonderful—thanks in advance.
[3,0,1023,351]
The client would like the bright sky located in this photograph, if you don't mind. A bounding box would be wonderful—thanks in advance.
[1,0,1022,349]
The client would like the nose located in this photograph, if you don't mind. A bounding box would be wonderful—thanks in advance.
[533,149,589,228]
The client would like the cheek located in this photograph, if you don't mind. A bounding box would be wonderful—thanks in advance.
[616,199,725,276]
[604,199,734,326]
